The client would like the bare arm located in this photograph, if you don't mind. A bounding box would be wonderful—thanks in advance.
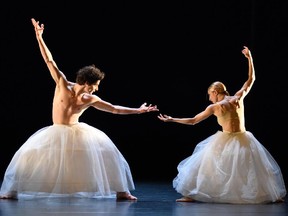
[234,46,255,99]
[83,94,159,114]
[94,101,159,114]
[31,18,67,85]
[158,104,214,125]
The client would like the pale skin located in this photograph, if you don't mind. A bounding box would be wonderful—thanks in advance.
[31,18,158,126]
[158,46,255,202]
[0,19,159,200]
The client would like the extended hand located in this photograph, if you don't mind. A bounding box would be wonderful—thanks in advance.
[139,102,159,113]
[157,113,172,122]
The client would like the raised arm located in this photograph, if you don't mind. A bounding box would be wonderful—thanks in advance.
[234,46,255,98]
[31,18,67,85]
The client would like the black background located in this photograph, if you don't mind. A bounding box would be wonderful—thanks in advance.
[1,1,287,184]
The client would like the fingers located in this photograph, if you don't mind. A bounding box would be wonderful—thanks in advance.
[242,46,249,54]
[158,113,167,119]
[31,18,44,30]
[157,113,171,122]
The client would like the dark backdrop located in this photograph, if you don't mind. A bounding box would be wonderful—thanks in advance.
[1,1,287,184]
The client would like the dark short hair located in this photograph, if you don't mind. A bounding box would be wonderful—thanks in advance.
[76,64,105,85]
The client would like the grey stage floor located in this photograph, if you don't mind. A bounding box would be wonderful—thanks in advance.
[0,181,287,216]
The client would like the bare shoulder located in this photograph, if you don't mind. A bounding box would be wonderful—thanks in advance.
[205,103,220,115]
[213,100,233,116]
[82,93,102,103]
[216,96,240,111]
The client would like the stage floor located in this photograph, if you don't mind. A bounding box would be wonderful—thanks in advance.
[0,181,287,216]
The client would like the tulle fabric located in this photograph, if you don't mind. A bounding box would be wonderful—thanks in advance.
[0,123,135,199]
[173,131,286,204]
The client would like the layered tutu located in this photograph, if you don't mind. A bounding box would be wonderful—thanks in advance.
[173,131,286,204]
[0,123,135,198]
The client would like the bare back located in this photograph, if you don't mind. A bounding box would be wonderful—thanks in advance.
[214,96,246,133]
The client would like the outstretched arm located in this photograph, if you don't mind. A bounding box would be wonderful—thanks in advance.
[234,46,255,98]
[31,18,67,85]
[91,98,159,114]
[158,104,214,125]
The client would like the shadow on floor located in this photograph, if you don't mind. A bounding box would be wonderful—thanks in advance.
[0,181,287,216]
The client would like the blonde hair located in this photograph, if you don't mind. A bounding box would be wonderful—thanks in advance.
[208,81,229,96]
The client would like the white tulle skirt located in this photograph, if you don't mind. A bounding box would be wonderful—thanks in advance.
[0,123,135,199]
[173,131,286,204]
